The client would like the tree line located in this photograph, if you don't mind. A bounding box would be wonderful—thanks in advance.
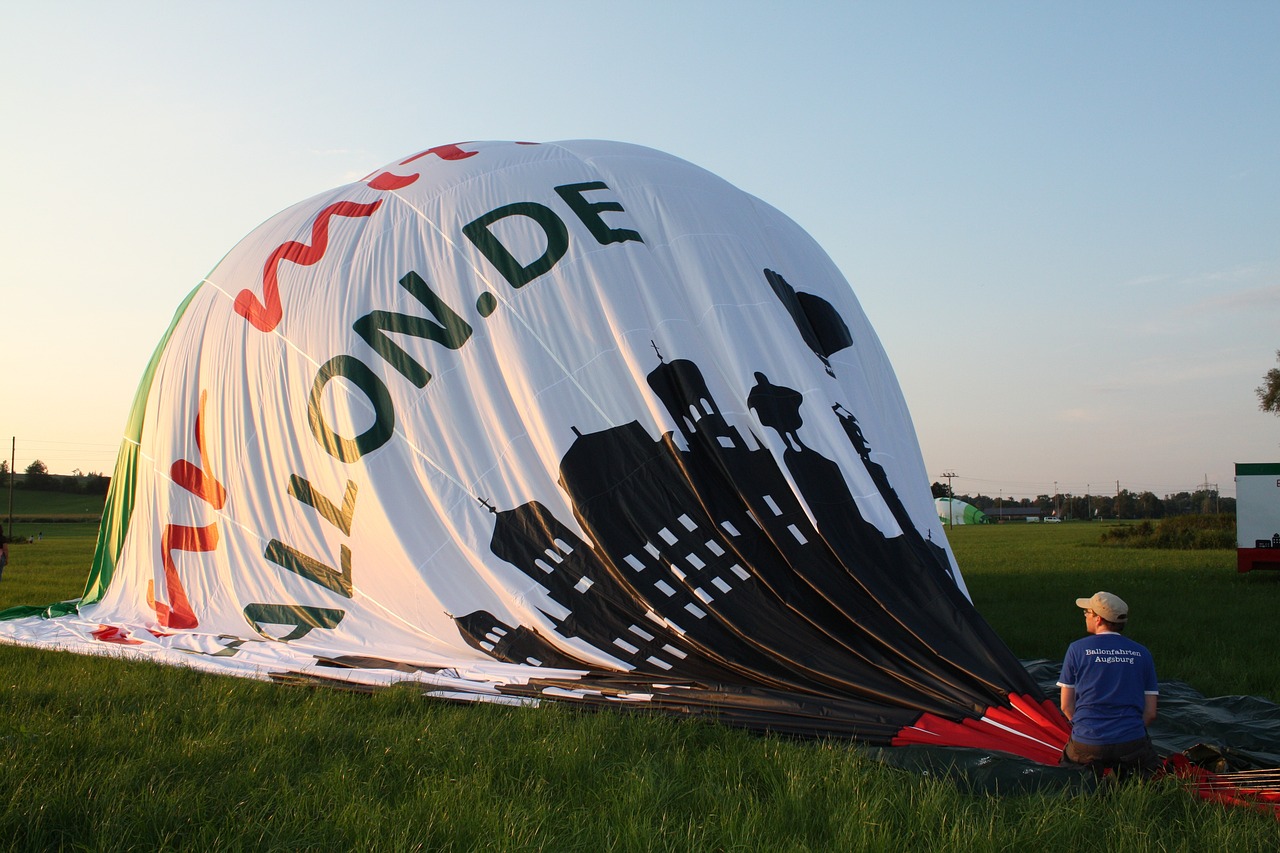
[5,457,1237,518]
[1,460,110,495]
[917,348,1280,521]
[930,483,1234,520]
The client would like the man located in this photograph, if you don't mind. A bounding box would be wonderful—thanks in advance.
[1057,591,1159,778]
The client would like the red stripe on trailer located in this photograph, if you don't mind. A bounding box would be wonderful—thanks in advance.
[1237,548,1280,573]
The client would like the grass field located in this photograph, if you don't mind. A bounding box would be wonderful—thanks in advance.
[951,522,1280,702]
[3,522,1280,850]
[2,488,107,525]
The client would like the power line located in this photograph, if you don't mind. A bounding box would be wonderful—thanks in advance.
[4,437,120,475]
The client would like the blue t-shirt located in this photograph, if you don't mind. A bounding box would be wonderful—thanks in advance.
[1057,631,1158,745]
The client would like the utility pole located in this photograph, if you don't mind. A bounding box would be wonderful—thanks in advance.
[7,437,13,539]
[941,471,956,528]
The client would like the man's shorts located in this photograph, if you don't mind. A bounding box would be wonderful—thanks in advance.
[1065,735,1160,779]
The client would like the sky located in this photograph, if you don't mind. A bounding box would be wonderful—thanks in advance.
[2,2,1277,500]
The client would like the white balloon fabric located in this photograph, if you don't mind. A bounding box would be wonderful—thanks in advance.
[1,140,1068,761]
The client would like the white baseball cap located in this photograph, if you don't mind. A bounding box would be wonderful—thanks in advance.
[1075,591,1129,623]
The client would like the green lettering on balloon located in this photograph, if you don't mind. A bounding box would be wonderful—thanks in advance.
[353,271,474,388]
[555,181,644,246]
[462,202,569,288]
[307,355,395,461]
[264,540,353,598]
[287,475,358,536]
[243,602,346,642]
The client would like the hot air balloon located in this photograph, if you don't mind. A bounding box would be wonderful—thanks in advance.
[936,497,991,526]
[0,140,1068,763]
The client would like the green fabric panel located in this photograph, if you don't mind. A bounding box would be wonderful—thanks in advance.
[0,600,81,621]
[79,437,141,606]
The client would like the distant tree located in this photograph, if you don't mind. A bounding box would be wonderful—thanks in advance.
[1135,491,1165,519]
[1114,489,1136,519]
[24,459,51,490]
[1190,488,1220,515]
[1164,491,1193,516]
[53,472,81,494]
[0,459,7,476]
[1065,494,1090,520]
[84,472,110,495]
[1258,350,1280,413]
[930,481,949,499]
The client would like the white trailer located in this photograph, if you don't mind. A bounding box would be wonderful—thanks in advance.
[1236,462,1280,572]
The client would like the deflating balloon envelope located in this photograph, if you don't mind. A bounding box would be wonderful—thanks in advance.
[0,140,1069,763]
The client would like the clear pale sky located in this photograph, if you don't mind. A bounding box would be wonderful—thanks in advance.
[3,2,1277,499]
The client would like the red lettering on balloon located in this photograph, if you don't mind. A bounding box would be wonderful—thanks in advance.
[170,390,226,509]
[149,524,218,629]
[364,142,481,192]
[399,143,478,165]
[366,172,418,191]
[234,200,383,332]
[91,625,143,645]
[151,390,229,629]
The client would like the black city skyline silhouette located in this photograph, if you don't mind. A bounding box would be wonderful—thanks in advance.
[449,268,1042,740]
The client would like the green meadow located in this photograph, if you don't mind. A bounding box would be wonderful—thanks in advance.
[951,522,1280,702]
[3,521,1280,850]
[2,489,106,524]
